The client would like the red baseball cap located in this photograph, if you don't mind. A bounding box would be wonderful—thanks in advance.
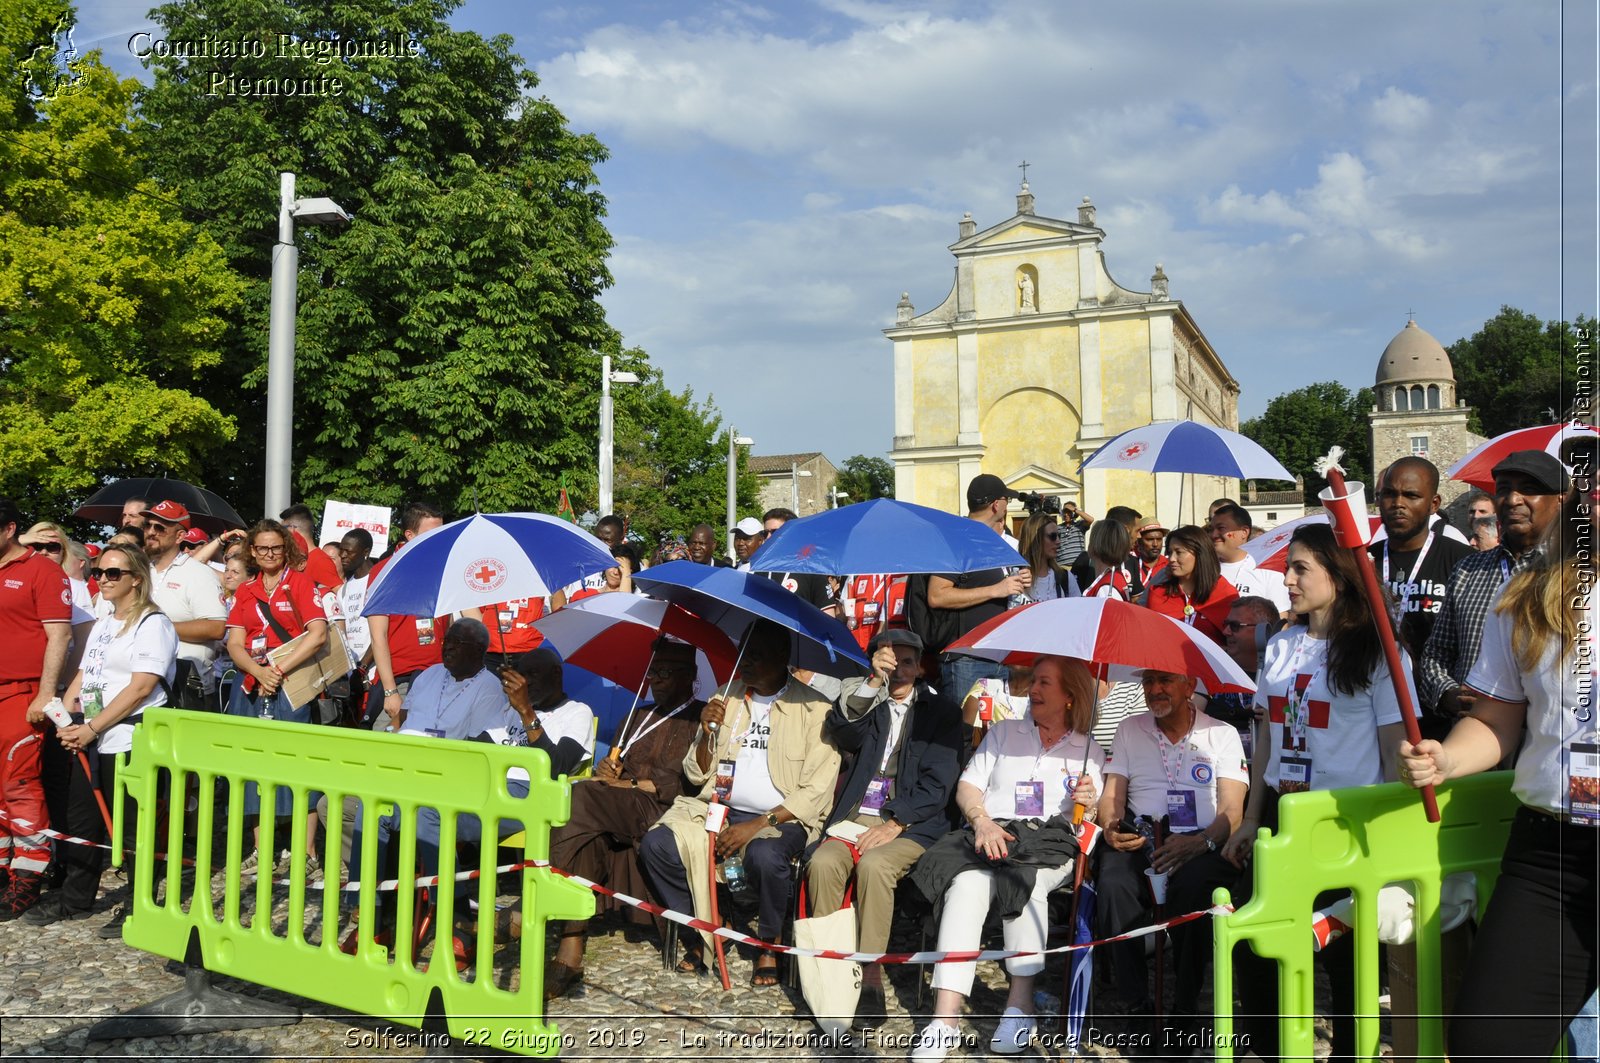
[181,528,210,546]
[85,543,103,560]
[145,500,192,528]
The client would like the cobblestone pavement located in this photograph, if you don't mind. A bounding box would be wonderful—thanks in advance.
[1,870,1342,1062]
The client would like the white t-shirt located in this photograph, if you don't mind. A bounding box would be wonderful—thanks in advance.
[1465,588,1599,821]
[962,718,1106,821]
[335,573,372,664]
[1254,629,1407,792]
[1219,556,1291,614]
[727,692,785,813]
[1106,709,1249,831]
[150,552,228,675]
[478,695,596,785]
[81,611,178,756]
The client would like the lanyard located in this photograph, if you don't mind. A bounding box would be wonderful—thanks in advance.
[1282,635,1328,742]
[1179,590,1197,624]
[618,698,695,758]
[1156,718,1197,791]
[878,698,911,773]
[1381,531,1436,587]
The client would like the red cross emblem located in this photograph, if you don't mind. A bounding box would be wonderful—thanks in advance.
[1266,673,1330,728]
[798,543,816,558]
[464,557,508,593]
[1118,441,1148,461]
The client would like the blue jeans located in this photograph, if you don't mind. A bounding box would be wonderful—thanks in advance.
[226,683,314,817]
[939,653,1009,706]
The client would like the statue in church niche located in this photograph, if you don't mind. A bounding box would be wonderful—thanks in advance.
[1151,263,1169,301]
[1018,271,1036,312]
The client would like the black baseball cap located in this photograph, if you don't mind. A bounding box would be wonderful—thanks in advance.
[1491,450,1569,495]
[967,473,1019,510]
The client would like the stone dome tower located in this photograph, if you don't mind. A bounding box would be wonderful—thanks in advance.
[1367,317,1482,506]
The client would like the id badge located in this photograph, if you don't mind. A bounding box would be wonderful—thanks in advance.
[713,759,736,801]
[250,634,268,661]
[1279,756,1313,794]
[1240,726,1254,763]
[1166,789,1199,829]
[416,617,435,646]
[497,609,514,634]
[861,775,890,814]
[425,728,446,739]
[1566,742,1600,823]
[1014,780,1045,818]
[83,687,105,720]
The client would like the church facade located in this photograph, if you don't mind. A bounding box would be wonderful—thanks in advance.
[884,184,1239,525]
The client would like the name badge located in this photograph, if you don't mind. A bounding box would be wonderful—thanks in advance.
[1567,742,1600,824]
[1280,755,1313,794]
[250,634,268,661]
[415,617,435,646]
[497,609,514,634]
[861,601,880,623]
[1166,789,1199,829]
[83,687,105,720]
[714,759,736,801]
[861,775,890,814]
[425,728,445,740]
[1014,780,1045,818]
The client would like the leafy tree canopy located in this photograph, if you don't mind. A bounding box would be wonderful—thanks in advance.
[835,454,894,504]
[1447,306,1595,438]
[1239,382,1374,505]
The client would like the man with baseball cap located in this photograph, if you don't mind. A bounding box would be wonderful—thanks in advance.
[143,501,227,712]
[1420,449,1568,738]
[1132,520,1169,593]
[807,628,964,1029]
[730,517,764,571]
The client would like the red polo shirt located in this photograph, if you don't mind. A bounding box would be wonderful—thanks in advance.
[487,597,546,655]
[226,568,326,692]
[0,549,72,681]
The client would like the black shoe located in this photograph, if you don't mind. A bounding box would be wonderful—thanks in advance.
[20,897,92,925]
[852,983,887,1030]
[0,870,45,921]
[98,902,131,939]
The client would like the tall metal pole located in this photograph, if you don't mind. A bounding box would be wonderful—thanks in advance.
[599,353,614,517]
[726,427,738,559]
[264,172,298,519]
[791,460,800,512]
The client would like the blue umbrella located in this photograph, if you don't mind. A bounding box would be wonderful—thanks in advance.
[632,561,869,678]
[1078,419,1294,481]
[362,512,614,618]
[746,497,1024,576]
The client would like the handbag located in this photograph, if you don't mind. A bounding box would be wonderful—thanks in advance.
[792,855,863,1038]
[259,579,350,714]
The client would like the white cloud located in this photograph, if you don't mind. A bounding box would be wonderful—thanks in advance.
[1371,86,1432,131]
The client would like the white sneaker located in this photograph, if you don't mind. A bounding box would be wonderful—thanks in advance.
[989,1007,1036,1054]
[910,1020,962,1062]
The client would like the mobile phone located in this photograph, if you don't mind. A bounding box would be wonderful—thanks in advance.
[1117,815,1140,835]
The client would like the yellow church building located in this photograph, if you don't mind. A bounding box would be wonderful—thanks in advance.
[885,183,1239,527]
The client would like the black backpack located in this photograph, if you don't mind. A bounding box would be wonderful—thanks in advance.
[903,573,962,655]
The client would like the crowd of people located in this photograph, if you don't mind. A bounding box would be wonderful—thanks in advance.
[0,433,1593,1061]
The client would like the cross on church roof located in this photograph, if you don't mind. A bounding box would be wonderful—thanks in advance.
[1018,160,1030,185]
[1407,308,1416,323]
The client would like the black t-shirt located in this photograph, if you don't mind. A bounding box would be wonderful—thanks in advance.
[758,569,834,612]
[1368,530,1474,662]
[932,567,1007,644]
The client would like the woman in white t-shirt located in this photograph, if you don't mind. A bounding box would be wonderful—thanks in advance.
[1400,480,1597,1061]
[1014,513,1076,607]
[42,545,177,927]
[1221,522,1408,1063]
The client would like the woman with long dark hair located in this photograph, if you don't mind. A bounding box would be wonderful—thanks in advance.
[1141,524,1238,644]
[1222,522,1410,1063]
[1400,462,1597,1061]
[1015,513,1074,602]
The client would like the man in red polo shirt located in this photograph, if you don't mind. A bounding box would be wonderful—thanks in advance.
[366,502,468,730]
[0,498,72,917]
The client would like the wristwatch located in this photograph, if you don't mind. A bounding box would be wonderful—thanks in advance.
[766,811,780,827]
[382,688,400,698]
[1203,834,1218,853]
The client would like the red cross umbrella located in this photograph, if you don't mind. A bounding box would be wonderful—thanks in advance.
[532,593,738,702]
[943,597,1255,695]
[1446,421,1597,492]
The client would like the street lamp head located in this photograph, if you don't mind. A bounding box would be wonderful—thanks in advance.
[610,370,640,384]
[293,197,351,225]
[735,436,754,446]
[796,470,814,478]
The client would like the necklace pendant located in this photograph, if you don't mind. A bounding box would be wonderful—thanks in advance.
[1183,603,1195,617]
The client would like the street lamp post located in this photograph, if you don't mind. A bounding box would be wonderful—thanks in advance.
[264,171,350,519]
[727,431,754,558]
[791,461,814,513]
[598,354,639,517]
[830,486,850,509]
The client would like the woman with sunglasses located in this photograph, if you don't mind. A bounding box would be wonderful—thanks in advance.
[223,520,328,875]
[1015,513,1075,605]
[31,545,176,927]
[1140,524,1238,645]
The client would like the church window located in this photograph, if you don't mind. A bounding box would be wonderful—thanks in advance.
[1427,384,1441,409]
[1394,386,1409,411]
[1410,435,1430,458]
[1410,384,1425,409]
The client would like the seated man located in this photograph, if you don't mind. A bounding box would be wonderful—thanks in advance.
[543,637,705,999]
[1096,668,1247,1021]
[806,629,963,1030]
[639,619,840,987]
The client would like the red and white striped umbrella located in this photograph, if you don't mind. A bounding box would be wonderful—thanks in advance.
[944,597,1255,695]
[1446,422,1597,492]
[1241,511,1384,573]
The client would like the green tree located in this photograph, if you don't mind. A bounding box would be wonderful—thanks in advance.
[1240,382,1374,504]
[834,454,894,504]
[136,0,621,517]
[0,6,242,520]
[1448,306,1594,438]
[610,371,758,553]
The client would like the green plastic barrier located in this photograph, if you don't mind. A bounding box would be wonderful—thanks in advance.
[113,709,595,1056]
[1211,773,1520,1062]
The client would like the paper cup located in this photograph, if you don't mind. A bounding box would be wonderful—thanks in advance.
[1144,867,1170,904]
[1317,480,1373,548]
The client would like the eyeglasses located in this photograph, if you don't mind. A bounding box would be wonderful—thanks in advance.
[253,544,286,556]
[90,567,129,582]
[646,665,693,678]
[1221,620,1258,633]
[32,541,63,554]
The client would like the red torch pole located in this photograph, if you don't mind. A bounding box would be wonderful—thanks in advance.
[1320,455,1440,823]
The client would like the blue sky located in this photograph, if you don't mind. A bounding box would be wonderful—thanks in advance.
[77,0,1599,466]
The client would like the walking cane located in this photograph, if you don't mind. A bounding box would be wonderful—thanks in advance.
[1314,447,1440,823]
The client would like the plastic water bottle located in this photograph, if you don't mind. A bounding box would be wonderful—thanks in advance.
[722,855,748,894]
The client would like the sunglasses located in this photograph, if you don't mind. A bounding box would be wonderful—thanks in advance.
[32,541,63,554]
[1221,620,1257,633]
[90,567,130,582]
[1044,531,1059,541]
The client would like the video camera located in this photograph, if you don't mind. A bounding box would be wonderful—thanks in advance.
[1017,490,1062,517]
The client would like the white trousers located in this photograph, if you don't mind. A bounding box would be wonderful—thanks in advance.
[930,862,1073,996]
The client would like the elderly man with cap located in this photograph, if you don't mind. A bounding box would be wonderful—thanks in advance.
[1419,449,1568,739]
[1096,668,1248,1021]
[543,637,706,999]
[730,517,765,571]
[141,501,228,711]
[806,627,965,1029]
